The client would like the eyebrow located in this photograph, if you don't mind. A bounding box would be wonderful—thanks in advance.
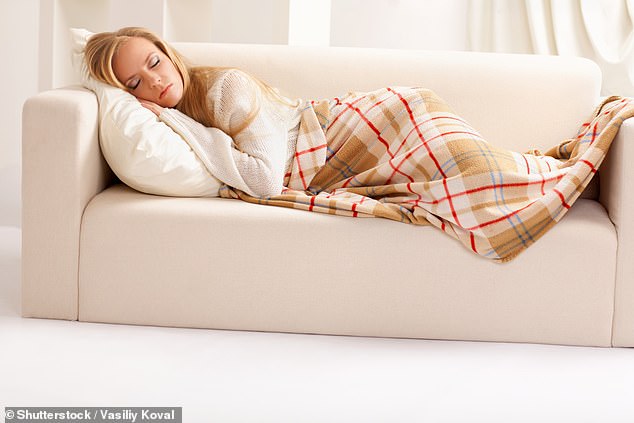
[122,52,156,86]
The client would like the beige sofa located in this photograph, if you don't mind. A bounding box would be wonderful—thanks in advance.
[22,43,634,347]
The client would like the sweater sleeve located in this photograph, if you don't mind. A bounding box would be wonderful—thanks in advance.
[158,70,287,197]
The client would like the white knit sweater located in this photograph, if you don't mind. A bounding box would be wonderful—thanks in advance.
[158,69,302,197]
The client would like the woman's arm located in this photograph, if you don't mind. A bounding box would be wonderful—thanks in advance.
[157,107,285,197]
[209,69,288,196]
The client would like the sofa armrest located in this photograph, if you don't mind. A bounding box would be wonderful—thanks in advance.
[22,86,113,320]
[599,117,634,346]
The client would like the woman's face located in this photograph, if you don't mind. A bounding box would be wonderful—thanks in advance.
[112,36,184,108]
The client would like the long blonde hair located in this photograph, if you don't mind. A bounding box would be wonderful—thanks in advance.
[84,27,296,136]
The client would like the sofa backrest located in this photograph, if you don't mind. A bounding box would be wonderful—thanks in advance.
[174,42,602,153]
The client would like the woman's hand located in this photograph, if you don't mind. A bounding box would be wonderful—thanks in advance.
[139,99,164,116]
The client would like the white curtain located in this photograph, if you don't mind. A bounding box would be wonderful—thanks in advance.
[468,0,634,96]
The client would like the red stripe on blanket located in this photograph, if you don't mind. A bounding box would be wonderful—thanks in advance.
[396,115,470,156]
[462,175,565,200]
[585,121,598,146]
[293,144,327,190]
[580,159,597,173]
[425,130,482,145]
[442,177,461,226]
[335,97,396,159]
[309,195,316,211]
[327,96,376,131]
[577,122,591,140]
[453,175,572,230]
[522,155,530,174]
[470,232,477,253]
[295,155,308,189]
[386,130,480,184]
[341,156,415,188]
[355,107,395,158]
[405,175,563,222]
[296,143,328,156]
[553,189,571,209]
[384,162,415,185]
[467,199,535,230]
[406,182,421,201]
[388,87,426,150]
[385,89,480,186]
[404,174,565,209]
[351,202,358,217]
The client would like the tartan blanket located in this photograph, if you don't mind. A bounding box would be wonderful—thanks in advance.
[219,87,634,262]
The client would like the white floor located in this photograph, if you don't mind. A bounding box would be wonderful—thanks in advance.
[2,226,634,422]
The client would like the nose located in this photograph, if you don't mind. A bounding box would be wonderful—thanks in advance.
[150,73,161,87]
[142,69,161,87]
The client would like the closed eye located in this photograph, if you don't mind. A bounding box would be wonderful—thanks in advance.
[126,55,160,90]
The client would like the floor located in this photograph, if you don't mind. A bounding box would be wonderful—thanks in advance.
[1,225,634,422]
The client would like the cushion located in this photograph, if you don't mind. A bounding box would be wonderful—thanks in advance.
[70,28,221,197]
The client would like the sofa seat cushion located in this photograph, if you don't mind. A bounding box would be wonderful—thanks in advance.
[78,184,617,346]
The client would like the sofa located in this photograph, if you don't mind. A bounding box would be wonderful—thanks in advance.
[21,42,634,347]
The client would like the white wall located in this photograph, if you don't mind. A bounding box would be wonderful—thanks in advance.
[0,0,39,228]
[330,0,469,50]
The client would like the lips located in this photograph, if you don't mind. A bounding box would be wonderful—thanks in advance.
[159,83,173,100]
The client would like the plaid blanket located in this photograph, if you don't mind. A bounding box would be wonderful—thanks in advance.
[219,87,634,262]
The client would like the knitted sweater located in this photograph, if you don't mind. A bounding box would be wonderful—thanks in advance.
[158,69,302,197]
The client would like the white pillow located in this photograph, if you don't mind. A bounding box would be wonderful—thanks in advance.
[70,28,222,197]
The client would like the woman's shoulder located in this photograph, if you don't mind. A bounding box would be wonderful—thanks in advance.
[208,68,257,96]
[205,68,259,111]
[203,68,261,127]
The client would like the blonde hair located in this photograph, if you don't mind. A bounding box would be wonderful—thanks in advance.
[84,27,297,136]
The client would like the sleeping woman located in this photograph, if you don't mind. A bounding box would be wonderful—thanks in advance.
[85,26,302,198]
[84,27,633,261]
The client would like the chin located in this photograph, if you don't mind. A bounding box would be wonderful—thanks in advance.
[162,97,179,108]
[166,93,183,108]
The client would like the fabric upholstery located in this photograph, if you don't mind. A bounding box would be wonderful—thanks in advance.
[600,119,634,347]
[78,185,616,347]
[21,88,111,320]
